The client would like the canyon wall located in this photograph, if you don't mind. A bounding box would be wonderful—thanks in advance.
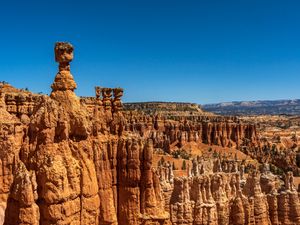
[122,111,259,152]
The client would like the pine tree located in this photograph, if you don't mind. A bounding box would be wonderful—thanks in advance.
[160,156,165,165]
[182,160,187,170]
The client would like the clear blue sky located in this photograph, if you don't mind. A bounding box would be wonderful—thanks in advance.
[1,0,300,104]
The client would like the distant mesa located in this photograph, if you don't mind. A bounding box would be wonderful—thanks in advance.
[123,101,214,117]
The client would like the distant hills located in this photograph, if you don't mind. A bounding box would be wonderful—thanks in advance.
[202,99,300,116]
[124,102,213,117]
[124,100,300,116]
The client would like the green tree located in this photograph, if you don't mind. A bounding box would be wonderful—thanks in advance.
[182,160,187,170]
[172,162,176,170]
[160,157,165,165]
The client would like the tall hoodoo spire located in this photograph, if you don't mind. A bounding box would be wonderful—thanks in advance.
[51,42,77,92]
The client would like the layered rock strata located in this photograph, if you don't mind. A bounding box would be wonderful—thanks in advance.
[122,112,259,152]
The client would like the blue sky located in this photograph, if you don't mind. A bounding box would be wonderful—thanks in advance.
[1,0,300,104]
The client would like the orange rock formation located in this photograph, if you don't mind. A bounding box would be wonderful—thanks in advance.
[0,42,169,225]
[1,42,300,225]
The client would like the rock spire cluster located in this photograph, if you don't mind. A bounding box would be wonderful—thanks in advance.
[0,42,169,225]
